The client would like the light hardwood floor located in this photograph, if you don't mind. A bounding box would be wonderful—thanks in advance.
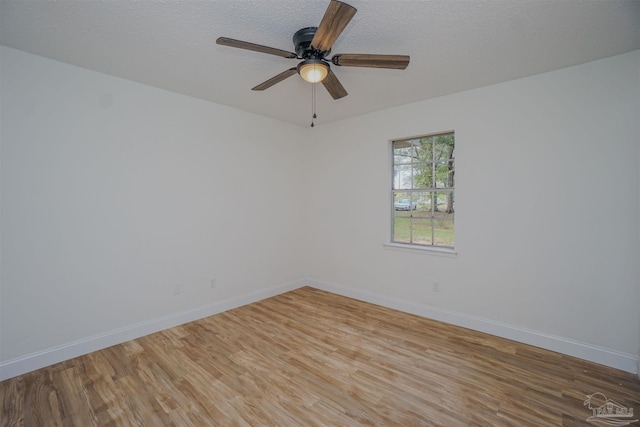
[1,287,639,426]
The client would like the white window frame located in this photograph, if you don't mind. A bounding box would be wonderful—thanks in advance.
[387,132,456,254]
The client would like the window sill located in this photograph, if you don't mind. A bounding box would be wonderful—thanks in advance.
[383,243,457,257]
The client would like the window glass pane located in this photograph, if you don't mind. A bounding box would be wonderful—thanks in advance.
[434,135,454,188]
[413,138,430,163]
[414,162,433,188]
[434,133,454,159]
[394,193,415,211]
[434,160,454,189]
[410,218,433,245]
[434,219,454,247]
[393,164,413,189]
[435,191,454,214]
[393,212,411,243]
[393,145,414,165]
[433,137,448,162]
[434,163,446,188]
[413,192,431,217]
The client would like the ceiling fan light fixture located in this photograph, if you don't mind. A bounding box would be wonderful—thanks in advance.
[217,0,409,103]
[298,60,329,83]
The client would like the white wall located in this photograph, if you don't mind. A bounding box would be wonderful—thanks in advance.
[306,51,640,361]
[0,47,307,363]
[1,46,639,377]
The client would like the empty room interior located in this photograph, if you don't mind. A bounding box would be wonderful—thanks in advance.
[1,0,640,425]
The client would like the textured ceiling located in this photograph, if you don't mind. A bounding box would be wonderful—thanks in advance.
[1,0,639,127]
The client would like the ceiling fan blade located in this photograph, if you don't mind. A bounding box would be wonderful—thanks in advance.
[331,54,410,70]
[321,69,348,99]
[217,37,297,59]
[311,0,357,52]
[252,68,298,91]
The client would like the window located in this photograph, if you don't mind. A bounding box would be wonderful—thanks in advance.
[392,132,455,248]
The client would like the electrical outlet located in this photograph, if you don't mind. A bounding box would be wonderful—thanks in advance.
[210,277,216,288]
[433,282,440,293]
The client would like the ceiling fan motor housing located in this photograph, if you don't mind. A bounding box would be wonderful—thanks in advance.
[293,27,329,59]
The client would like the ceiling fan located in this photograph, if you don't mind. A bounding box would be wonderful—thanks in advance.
[216,0,410,100]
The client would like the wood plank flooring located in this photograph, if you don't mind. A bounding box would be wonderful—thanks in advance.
[1,287,639,426]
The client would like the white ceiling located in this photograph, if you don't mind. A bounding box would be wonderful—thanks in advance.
[1,0,639,127]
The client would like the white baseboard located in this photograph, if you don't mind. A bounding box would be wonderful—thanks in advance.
[3,278,637,381]
[306,279,640,375]
[0,279,306,381]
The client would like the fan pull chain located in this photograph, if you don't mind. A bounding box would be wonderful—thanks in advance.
[310,82,317,127]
